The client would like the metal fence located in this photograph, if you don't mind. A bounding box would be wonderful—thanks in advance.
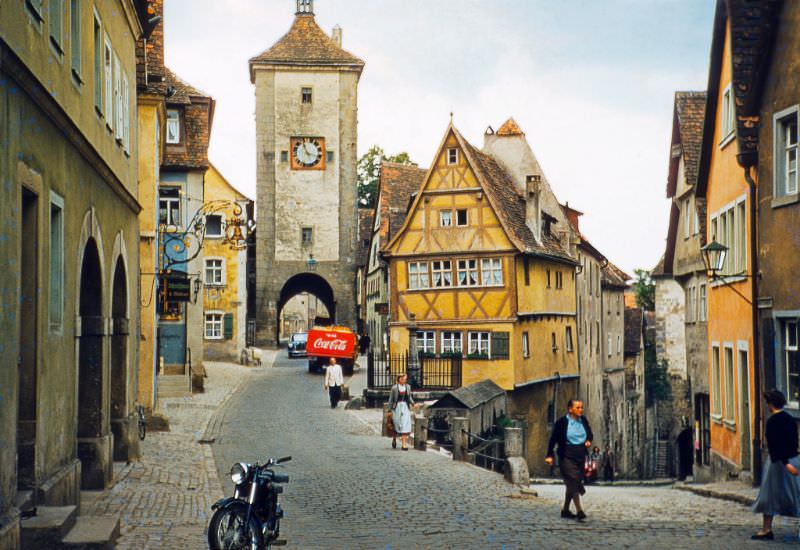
[367,351,462,390]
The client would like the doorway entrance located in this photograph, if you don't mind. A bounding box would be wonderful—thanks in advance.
[739,347,751,471]
[110,257,131,460]
[17,188,38,490]
[276,273,336,343]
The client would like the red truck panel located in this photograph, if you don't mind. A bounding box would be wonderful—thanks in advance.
[306,329,356,360]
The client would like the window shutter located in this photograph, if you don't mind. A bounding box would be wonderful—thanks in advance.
[491,332,509,359]
[223,313,233,340]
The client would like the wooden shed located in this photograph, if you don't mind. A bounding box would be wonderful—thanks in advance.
[427,379,507,436]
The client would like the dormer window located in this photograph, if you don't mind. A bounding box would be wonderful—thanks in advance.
[447,148,458,165]
[166,109,180,144]
[301,87,312,104]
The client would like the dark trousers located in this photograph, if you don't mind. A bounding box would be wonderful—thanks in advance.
[328,386,342,408]
[603,465,614,482]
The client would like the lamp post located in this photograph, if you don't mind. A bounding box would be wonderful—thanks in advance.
[700,239,751,305]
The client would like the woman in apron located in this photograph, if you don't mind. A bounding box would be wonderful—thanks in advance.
[388,374,415,450]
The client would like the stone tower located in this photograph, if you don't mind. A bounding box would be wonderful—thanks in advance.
[249,1,364,346]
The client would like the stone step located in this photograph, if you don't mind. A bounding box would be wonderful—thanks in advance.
[157,375,191,397]
[20,505,78,549]
[61,515,120,550]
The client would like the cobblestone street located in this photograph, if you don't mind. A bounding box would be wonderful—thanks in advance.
[209,353,800,549]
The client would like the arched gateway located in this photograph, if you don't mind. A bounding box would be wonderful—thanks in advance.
[250,1,364,347]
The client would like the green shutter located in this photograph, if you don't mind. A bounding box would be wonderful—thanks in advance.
[492,332,509,360]
[223,313,234,340]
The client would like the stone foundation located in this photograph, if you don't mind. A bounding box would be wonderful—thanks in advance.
[77,434,114,490]
[0,509,20,550]
[111,414,140,462]
[37,458,81,506]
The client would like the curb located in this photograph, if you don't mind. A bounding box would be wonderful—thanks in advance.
[529,477,676,487]
[673,484,756,506]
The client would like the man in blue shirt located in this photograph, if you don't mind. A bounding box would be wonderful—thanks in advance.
[546,400,594,520]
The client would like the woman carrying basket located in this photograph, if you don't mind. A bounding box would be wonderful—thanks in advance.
[388,374,415,450]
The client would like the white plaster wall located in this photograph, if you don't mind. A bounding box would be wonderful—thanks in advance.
[185,171,205,369]
[273,71,342,262]
[655,278,687,378]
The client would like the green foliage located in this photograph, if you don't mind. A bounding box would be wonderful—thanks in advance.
[632,268,655,311]
[646,356,671,406]
[357,146,414,208]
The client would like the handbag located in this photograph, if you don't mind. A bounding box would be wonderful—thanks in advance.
[386,410,396,438]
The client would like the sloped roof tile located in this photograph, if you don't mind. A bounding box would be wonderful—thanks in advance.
[495,118,524,136]
[378,162,427,244]
[674,91,706,191]
[249,14,364,78]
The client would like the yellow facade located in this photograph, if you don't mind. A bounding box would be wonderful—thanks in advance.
[202,164,250,362]
[137,96,165,410]
[385,127,578,392]
[704,21,755,472]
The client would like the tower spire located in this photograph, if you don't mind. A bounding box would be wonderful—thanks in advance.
[296,0,313,15]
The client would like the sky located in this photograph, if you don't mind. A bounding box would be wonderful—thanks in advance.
[163,0,716,276]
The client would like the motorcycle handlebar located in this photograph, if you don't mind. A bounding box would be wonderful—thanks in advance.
[277,456,292,464]
[273,473,290,483]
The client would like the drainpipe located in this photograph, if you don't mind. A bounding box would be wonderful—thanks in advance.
[743,165,762,486]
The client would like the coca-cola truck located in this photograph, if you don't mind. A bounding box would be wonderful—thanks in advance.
[306,325,358,375]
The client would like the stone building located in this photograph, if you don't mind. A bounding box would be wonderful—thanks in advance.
[653,91,710,479]
[356,208,374,336]
[623,307,648,478]
[0,1,155,547]
[250,0,364,346]
[365,162,427,354]
[202,164,251,362]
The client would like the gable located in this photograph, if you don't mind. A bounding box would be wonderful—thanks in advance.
[388,131,515,256]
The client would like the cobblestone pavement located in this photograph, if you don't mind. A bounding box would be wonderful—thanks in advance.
[81,355,275,549]
[213,353,800,549]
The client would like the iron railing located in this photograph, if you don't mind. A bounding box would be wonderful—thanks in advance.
[367,351,462,390]
[464,429,505,473]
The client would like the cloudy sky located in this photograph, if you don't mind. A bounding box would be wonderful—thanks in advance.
[163,0,716,275]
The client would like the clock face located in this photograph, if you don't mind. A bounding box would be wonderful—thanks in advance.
[291,137,325,169]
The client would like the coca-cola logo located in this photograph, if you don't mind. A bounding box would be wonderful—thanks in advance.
[311,338,348,351]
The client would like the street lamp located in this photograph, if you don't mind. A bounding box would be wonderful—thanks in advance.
[700,239,728,275]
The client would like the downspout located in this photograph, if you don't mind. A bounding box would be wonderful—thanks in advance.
[744,165,762,486]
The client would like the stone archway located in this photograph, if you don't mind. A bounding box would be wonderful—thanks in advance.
[110,255,137,461]
[276,273,336,341]
[77,237,112,489]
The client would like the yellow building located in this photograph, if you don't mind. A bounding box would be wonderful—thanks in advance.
[202,164,251,362]
[383,123,579,474]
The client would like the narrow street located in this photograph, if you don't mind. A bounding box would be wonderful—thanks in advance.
[211,354,799,549]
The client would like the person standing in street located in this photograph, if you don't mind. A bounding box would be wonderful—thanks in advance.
[388,374,414,450]
[751,389,800,540]
[602,444,615,483]
[324,357,344,409]
[546,399,593,521]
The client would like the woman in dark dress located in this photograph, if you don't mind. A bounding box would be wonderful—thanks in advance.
[546,399,593,521]
[751,389,800,540]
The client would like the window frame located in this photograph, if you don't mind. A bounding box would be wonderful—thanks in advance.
[158,187,181,227]
[49,191,64,332]
[166,109,181,144]
[447,148,459,165]
[441,331,462,355]
[480,258,503,287]
[104,35,113,131]
[416,330,435,355]
[439,209,453,228]
[431,260,452,288]
[566,326,573,352]
[204,257,225,287]
[455,209,468,226]
[407,261,429,290]
[456,258,478,287]
[301,86,313,105]
[785,319,799,409]
[301,226,314,246]
[773,105,799,203]
[49,0,64,55]
[92,11,102,112]
[70,0,81,81]
[720,83,736,146]
[522,331,530,358]
[204,311,224,340]
[712,344,722,418]
[205,214,224,238]
[467,331,490,358]
[723,344,735,425]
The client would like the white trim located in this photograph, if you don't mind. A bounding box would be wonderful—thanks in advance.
[204,310,224,340]
[773,105,799,201]
[204,256,226,286]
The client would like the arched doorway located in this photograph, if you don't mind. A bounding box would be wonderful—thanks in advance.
[277,273,336,342]
[110,256,135,460]
[77,238,110,489]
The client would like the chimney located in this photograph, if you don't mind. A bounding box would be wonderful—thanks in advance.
[525,175,542,242]
[331,25,342,47]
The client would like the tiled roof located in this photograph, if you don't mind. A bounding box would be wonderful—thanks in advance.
[356,209,373,268]
[378,162,427,245]
[495,118,524,136]
[601,261,630,288]
[455,128,575,264]
[249,14,364,78]
[651,253,667,277]
[624,307,643,355]
[674,91,706,190]
[164,68,210,105]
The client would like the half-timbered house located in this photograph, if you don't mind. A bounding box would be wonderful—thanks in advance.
[383,123,579,474]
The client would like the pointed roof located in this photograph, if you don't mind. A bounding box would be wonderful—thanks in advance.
[164,67,211,105]
[249,14,364,81]
[601,261,631,289]
[495,118,525,136]
[670,91,706,196]
[385,123,575,265]
[377,162,427,244]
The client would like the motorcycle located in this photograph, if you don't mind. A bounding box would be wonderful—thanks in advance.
[207,456,291,549]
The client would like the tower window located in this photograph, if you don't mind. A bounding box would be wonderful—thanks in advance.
[301,87,312,104]
[301,227,313,245]
[326,151,334,163]
[280,151,289,163]
[447,148,458,165]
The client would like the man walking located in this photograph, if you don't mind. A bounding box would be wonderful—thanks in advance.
[545,399,593,521]
[324,357,344,409]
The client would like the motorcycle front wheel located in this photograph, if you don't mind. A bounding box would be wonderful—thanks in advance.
[207,506,263,550]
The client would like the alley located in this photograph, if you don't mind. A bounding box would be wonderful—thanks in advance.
[211,354,799,549]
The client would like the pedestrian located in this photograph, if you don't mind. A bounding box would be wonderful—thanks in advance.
[545,399,593,521]
[359,333,371,355]
[323,357,344,409]
[388,373,415,451]
[585,446,601,483]
[602,444,615,483]
[751,389,800,540]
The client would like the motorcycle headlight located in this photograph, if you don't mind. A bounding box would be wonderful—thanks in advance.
[230,462,249,485]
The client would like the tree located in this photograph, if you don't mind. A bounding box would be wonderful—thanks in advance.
[632,268,655,311]
[357,146,414,208]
